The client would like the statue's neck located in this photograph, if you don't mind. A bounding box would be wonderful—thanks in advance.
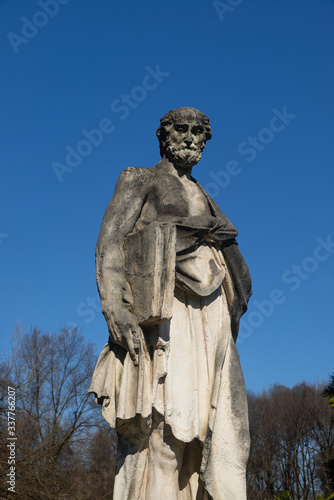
[158,156,193,180]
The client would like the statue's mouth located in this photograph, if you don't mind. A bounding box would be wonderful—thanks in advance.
[180,145,198,152]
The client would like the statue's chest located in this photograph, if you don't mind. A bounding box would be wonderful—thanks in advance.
[149,175,211,217]
[182,181,211,216]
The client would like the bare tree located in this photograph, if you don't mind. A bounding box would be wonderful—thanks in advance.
[319,373,334,496]
[0,326,116,500]
[247,382,334,500]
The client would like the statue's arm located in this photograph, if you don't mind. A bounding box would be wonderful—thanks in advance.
[96,167,147,365]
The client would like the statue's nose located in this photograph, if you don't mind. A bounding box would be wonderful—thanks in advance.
[185,131,193,145]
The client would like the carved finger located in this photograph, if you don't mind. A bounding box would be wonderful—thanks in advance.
[125,329,139,367]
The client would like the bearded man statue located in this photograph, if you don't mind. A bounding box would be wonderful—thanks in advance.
[89,107,252,500]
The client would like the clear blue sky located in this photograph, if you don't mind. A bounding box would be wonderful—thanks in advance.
[1,0,333,393]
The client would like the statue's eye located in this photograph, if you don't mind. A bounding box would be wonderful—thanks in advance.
[192,127,203,135]
[174,125,187,133]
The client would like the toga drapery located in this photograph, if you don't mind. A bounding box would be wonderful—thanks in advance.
[89,175,252,499]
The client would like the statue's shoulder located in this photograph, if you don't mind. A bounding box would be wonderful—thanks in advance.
[118,166,156,181]
[116,166,154,190]
[118,165,153,179]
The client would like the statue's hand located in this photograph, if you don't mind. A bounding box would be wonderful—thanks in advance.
[104,302,140,367]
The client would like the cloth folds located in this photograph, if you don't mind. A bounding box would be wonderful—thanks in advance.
[90,194,252,498]
[89,232,250,498]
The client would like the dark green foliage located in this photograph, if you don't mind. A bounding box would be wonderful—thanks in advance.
[323,374,334,408]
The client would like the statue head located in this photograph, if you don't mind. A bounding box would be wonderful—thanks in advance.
[156,107,212,170]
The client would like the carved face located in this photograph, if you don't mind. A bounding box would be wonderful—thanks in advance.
[165,119,207,170]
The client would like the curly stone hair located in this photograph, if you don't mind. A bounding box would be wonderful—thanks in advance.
[156,107,212,157]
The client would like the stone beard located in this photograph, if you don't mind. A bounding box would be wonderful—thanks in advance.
[165,142,202,169]
[89,107,252,499]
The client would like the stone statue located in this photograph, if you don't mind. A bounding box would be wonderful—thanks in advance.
[89,107,252,499]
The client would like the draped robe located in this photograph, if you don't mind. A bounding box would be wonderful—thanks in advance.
[89,166,252,499]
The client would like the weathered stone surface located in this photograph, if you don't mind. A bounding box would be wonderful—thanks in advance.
[89,107,252,499]
[124,222,176,325]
